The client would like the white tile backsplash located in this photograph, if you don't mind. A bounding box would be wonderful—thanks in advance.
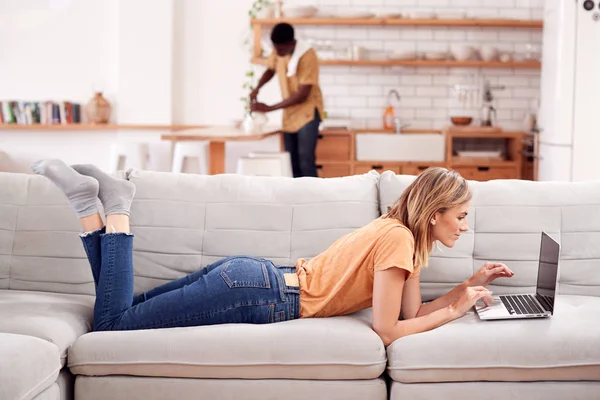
[287,0,542,130]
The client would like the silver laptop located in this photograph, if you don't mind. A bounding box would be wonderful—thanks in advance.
[475,232,560,320]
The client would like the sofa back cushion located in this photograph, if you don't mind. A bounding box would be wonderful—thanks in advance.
[127,170,380,293]
[0,172,95,295]
[379,172,600,301]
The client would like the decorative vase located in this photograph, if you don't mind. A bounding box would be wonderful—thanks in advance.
[242,112,269,134]
[85,92,111,124]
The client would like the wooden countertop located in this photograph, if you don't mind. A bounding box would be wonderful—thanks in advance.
[161,126,282,142]
[322,127,530,137]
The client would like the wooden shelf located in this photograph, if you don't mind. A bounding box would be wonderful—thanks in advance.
[251,57,540,69]
[252,18,543,28]
[0,124,206,131]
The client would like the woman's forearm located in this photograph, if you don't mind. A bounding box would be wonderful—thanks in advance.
[379,306,457,346]
[416,281,468,318]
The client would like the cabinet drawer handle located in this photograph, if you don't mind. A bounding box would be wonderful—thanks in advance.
[317,134,324,139]
[477,167,490,172]
[371,165,383,169]
[316,165,323,169]
[417,166,428,171]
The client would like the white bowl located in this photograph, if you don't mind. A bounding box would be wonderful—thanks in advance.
[451,44,475,61]
[283,6,318,18]
[480,46,499,62]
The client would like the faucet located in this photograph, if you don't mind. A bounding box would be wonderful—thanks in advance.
[393,117,411,134]
[387,89,410,133]
[388,89,400,103]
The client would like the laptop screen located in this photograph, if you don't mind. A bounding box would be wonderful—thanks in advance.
[536,232,560,308]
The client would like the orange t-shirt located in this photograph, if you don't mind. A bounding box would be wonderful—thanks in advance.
[295,216,419,318]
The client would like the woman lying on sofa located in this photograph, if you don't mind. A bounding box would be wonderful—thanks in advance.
[31,160,513,346]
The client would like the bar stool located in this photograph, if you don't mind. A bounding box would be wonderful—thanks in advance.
[146,142,174,172]
[109,142,149,172]
[247,151,293,178]
[171,142,209,174]
[236,156,285,177]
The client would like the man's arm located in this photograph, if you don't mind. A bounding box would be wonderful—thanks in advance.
[250,69,275,100]
[268,84,312,111]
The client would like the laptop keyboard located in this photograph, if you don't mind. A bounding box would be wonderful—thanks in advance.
[500,294,545,315]
[537,295,554,313]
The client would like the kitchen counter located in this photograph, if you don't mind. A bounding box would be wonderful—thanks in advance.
[314,125,535,181]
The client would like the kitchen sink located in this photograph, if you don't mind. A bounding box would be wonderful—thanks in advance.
[355,132,446,162]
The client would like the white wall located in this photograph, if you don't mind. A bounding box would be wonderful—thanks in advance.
[118,0,174,124]
[172,0,281,125]
[0,0,119,105]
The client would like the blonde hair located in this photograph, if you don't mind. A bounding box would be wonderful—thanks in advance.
[384,167,471,268]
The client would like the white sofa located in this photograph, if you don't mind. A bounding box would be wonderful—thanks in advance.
[0,169,598,400]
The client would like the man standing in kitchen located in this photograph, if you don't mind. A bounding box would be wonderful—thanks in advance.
[250,22,324,178]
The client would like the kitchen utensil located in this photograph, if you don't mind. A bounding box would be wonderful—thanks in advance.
[451,116,473,126]
[480,80,505,126]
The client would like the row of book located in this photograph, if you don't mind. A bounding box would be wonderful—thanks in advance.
[0,101,83,125]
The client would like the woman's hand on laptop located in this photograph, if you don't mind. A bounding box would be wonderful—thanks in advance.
[466,262,514,287]
[450,286,494,317]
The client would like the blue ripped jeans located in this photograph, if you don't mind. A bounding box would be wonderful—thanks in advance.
[81,228,301,331]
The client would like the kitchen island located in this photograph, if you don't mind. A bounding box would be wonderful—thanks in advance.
[161,126,282,175]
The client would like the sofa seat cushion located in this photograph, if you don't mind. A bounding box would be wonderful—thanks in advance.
[387,295,600,383]
[0,290,94,364]
[0,333,61,400]
[69,310,386,380]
